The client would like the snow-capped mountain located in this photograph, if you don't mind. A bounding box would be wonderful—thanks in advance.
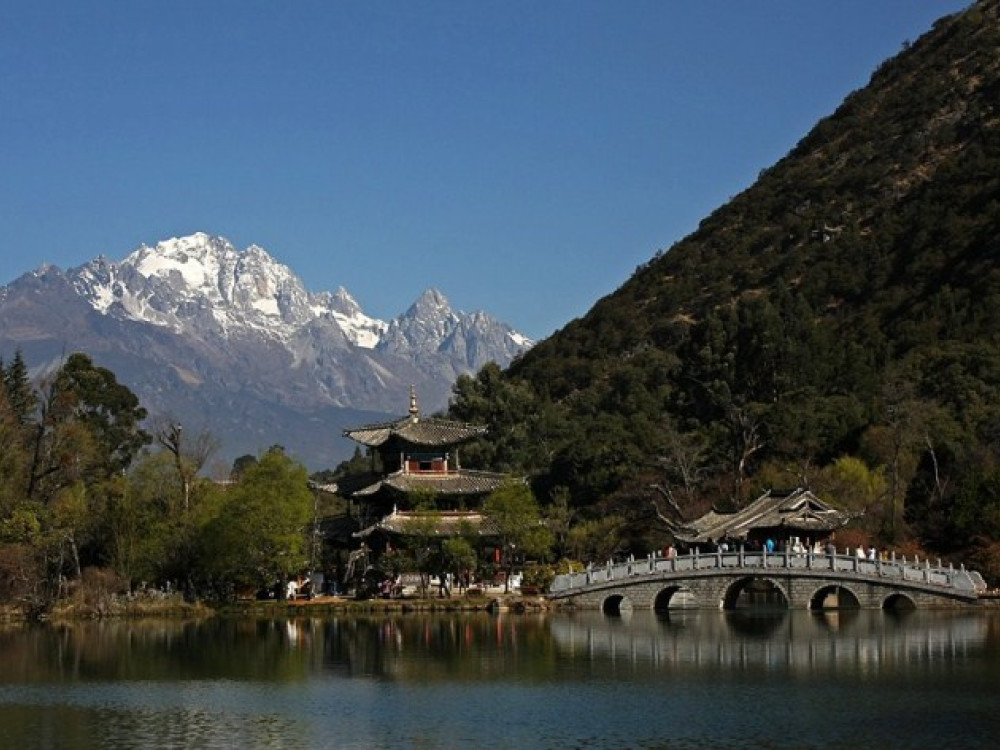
[74,233,374,344]
[0,233,533,469]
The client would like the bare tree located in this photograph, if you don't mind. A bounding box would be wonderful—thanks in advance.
[155,419,220,512]
[649,426,710,533]
[726,404,765,508]
[877,380,926,540]
[923,433,949,509]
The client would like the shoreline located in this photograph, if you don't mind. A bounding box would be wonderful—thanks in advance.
[217,593,551,617]
[8,589,995,624]
[1,592,551,623]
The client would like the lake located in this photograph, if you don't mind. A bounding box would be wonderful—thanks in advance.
[1,608,998,749]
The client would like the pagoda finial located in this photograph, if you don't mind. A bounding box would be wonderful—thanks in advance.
[409,385,419,417]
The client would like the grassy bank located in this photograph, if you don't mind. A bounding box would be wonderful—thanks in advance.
[1,592,550,623]
[216,593,551,617]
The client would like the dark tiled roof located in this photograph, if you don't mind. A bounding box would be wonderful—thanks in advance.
[355,509,502,539]
[674,488,852,544]
[344,415,487,447]
[351,469,510,497]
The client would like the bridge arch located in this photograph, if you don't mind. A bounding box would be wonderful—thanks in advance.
[653,585,697,612]
[808,584,861,610]
[722,576,789,610]
[882,592,917,611]
[602,593,633,616]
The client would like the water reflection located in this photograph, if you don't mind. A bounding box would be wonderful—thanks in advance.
[1,609,993,685]
[0,614,559,684]
[549,609,992,672]
[2,611,1000,749]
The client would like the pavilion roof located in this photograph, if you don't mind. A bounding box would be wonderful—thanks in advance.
[343,387,488,448]
[350,469,510,497]
[355,509,502,539]
[343,415,488,448]
[673,488,852,544]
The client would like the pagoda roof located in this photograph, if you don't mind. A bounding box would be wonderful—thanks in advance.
[343,415,487,448]
[673,488,852,544]
[355,509,502,539]
[350,469,510,497]
[343,387,488,447]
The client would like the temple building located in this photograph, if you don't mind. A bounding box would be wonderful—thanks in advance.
[339,387,510,525]
[672,488,853,551]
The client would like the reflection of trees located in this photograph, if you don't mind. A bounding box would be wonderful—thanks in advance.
[0,619,312,683]
[320,614,558,682]
[1,611,991,686]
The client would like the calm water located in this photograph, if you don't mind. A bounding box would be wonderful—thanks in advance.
[1,609,999,749]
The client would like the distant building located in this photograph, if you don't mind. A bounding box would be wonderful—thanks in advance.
[340,386,510,521]
[333,386,517,563]
[672,488,852,550]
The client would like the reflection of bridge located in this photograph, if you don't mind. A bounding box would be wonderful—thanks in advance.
[549,610,991,670]
[549,549,988,611]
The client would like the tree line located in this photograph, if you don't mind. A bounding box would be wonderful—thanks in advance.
[0,351,587,614]
[0,351,313,615]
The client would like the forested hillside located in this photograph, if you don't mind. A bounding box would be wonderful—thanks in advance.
[450,1,1000,575]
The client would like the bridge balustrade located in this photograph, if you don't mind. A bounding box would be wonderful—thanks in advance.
[549,548,983,595]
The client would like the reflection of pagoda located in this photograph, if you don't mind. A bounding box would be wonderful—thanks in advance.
[341,387,509,519]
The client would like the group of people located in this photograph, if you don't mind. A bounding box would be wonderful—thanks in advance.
[378,576,403,598]
[284,576,315,600]
[694,536,883,560]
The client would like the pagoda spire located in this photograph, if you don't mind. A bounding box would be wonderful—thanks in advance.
[409,385,420,418]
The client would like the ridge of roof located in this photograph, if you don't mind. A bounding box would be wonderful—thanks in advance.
[675,488,850,543]
[354,507,503,539]
[349,468,514,497]
[343,414,488,447]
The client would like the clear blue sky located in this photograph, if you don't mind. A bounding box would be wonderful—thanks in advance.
[1,1,969,340]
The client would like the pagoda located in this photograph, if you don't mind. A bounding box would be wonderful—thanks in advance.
[340,387,509,521]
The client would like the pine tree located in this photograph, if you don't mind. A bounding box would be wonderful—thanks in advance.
[3,350,36,424]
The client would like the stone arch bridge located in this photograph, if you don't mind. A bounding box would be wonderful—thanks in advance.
[548,548,988,613]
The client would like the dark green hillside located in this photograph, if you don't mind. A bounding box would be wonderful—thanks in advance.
[452,1,1000,572]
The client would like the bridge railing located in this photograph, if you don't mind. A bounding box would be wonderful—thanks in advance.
[549,548,985,595]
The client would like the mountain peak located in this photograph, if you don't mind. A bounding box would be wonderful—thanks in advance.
[0,231,532,466]
[331,286,361,313]
[410,288,452,314]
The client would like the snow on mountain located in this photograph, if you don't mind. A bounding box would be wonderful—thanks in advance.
[319,287,387,349]
[379,289,459,354]
[377,288,530,371]
[69,233,533,361]
[0,232,533,467]
[73,232,320,339]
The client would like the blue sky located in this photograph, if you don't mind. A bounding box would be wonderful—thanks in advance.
[1,1,968,340]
